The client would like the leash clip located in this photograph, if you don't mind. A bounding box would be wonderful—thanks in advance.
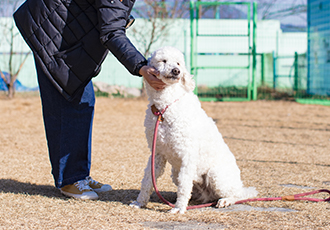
[151,104,164,122]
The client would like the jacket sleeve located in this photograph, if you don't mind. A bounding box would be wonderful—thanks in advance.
[95,0,147,76]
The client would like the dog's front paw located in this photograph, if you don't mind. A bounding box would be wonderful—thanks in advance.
[168,207,186,214]
[129,201,143,209]
[216,198,237,208]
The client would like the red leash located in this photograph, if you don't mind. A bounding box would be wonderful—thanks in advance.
[151,105,330,210]
[235,189,330,204]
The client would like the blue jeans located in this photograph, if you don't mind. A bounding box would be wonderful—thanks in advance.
[35,61,95,188]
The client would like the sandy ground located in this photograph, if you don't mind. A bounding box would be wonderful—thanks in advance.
[0,92,329,229]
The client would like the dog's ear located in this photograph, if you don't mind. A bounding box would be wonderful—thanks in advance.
[182,69,195,92]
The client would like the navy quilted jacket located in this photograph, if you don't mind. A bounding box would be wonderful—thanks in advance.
[13,0,147,101]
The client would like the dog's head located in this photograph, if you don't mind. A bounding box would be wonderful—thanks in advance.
[148,46,195,92]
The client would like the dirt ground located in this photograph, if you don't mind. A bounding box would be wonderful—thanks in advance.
[0,92,329,229]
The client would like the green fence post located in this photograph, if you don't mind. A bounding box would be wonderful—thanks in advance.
[261,53,265,86]
[247,3,251,101]
[190,0,197,95]
[252,2,257,100]
[294,52,298,94]
[273,51,276,90]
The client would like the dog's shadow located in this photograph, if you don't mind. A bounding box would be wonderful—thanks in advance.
[0,178,177,205]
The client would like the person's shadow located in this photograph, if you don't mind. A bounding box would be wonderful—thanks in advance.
[0,179,177,206]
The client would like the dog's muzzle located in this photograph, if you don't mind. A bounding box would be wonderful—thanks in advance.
[172,68,180,76]
[165,68,181,80]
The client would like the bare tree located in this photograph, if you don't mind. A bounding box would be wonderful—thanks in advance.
[257,0,307,21]
[129,0,190,57]
[0,0,30,98]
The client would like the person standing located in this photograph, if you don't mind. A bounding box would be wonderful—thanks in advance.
[14,0,165,200]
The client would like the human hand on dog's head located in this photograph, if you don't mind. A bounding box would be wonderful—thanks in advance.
[139,65,166,91]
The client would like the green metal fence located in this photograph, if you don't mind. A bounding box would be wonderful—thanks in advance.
[257,50,330,105]
[190,1,257,101]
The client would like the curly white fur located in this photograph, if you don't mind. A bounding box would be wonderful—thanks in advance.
[130,46,258,214]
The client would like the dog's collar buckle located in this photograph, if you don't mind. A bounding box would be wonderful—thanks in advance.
[151,104,165,122]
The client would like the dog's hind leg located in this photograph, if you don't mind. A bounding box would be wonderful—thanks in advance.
[216,186,258,208]
[207,167,258,208]
[130,153,167,208]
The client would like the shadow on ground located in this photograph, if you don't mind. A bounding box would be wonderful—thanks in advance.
[0,178,177,205]
[143,221,227,230]
[99,188,177,205]
[0,179,62,198]
[0,179,303,214]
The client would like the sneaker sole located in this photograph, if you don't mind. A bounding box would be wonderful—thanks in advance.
[92,185,112,193]
[60,190,99,200]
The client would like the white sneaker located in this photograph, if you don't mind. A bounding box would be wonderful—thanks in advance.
[60,179,98,200]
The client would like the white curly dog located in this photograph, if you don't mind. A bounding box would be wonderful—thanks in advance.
[130,46,257,214]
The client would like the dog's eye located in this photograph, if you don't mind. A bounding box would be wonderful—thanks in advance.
[163,60,167,63]
[177,63,180,66]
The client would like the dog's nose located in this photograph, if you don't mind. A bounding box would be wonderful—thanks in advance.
[172,68,180,76]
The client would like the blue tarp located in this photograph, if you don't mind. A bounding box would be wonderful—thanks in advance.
[0,72,38,92]
[308,0,330,96]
